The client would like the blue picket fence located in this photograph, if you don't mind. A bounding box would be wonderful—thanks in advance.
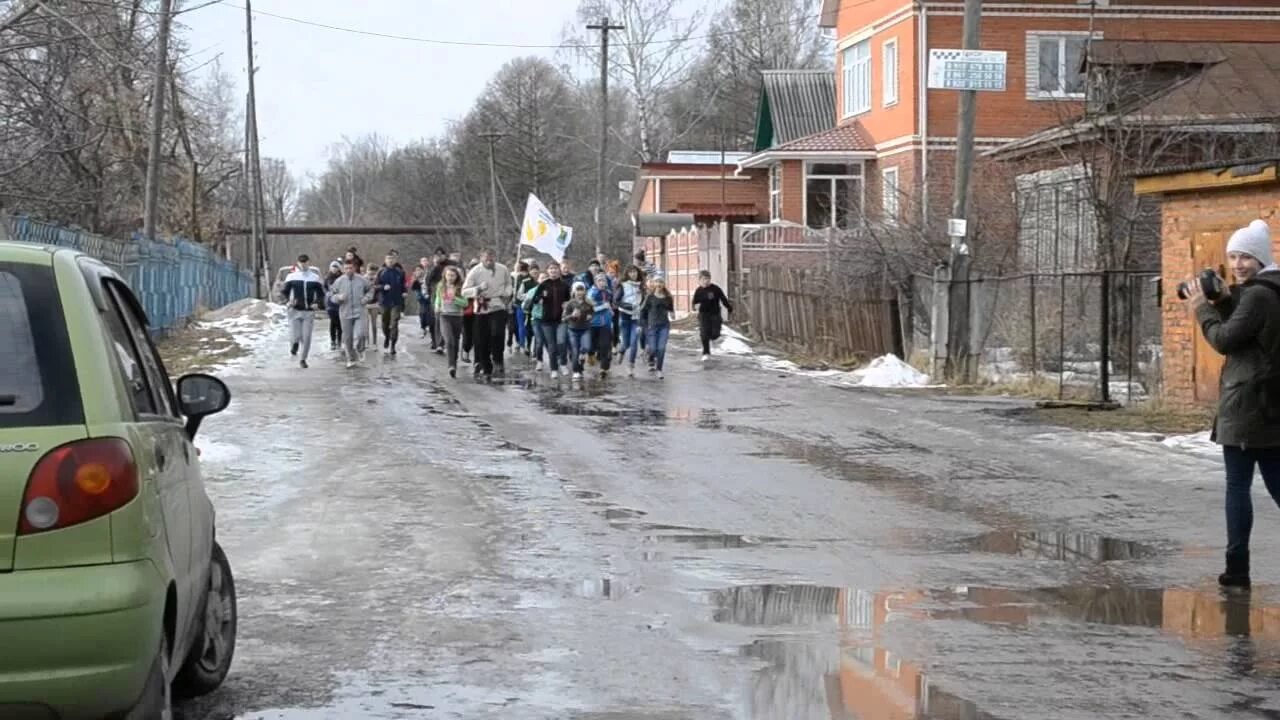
[4,215,253,335]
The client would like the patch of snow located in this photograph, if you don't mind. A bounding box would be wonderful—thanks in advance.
[706,324,937,389]
[193,299,288,372]
[195,437,242,465]
[846,354,933,388]
[713,326,755,356]
[1161,431,1218,458]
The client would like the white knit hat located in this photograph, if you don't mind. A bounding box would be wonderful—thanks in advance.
[1227,219,1274,267]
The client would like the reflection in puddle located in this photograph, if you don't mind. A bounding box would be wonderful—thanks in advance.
[599,506,648,520]
[923,584,1268,639]
[577,577,626,599]
[642,533,784,550]
[710,582,1280,719]
[946,530,1157,562]
[709,583,1003,720]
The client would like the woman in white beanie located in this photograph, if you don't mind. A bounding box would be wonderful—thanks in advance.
[1185,218,1280,588]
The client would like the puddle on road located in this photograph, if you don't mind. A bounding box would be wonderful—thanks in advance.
[707,580,1280,719]
[921,529,1158,562]
[599,506,648,520]
[707,583,1005,720]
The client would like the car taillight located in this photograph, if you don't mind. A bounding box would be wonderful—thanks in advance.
[18,438,139,535]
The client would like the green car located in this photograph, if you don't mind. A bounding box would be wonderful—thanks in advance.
[0,242,238,719]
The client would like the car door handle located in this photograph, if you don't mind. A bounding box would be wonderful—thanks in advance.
[156,448,167,471]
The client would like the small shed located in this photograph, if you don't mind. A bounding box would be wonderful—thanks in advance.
[1133,159,1280,407]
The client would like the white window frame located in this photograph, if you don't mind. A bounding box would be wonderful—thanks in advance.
[882,38,899,107]
[769,163,781,222]
[881,166,900,223]
[1027,31,1097,100]
[842,40,872,118]
[802,161,865,230]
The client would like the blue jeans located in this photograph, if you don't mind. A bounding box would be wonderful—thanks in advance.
[646,324,670,371]
[537,321,566,372]
[619,314,641,364]
[569,327,591,373]
[1224,445,1280,560]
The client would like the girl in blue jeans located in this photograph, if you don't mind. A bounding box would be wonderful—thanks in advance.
[637,276,675,379]
[563,282,593,379]
[617,266,645,375]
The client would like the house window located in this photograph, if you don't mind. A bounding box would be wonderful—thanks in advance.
[1015,165,1098,272]
[769,164,781,221]
[1028,32,1091,98]
[882,39,899,107]
[881,166,899,223]
[804,161,863,230]
[842,40,871,117]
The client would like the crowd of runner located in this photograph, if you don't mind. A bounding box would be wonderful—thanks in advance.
[275,245,734,380]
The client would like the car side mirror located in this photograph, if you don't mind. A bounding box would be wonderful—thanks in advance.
[177,374,231,439]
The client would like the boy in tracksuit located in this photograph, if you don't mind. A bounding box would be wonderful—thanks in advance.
[279,254,326,369]
[327,259,373,368]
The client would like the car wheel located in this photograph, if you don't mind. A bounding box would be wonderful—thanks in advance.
[125,635,172,720]
[174,541,237,699]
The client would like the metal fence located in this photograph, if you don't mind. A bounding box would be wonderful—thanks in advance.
[4,215,253,335]
[910,270,1163,402]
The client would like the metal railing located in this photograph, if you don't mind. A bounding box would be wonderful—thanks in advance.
[5,215,253,335]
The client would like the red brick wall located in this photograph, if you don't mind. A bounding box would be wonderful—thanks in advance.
[924,13,1280,141]
[1159,185,1280,408]
[780,160,805,225]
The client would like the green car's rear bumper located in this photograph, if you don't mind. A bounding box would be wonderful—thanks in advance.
[0,560,165,720]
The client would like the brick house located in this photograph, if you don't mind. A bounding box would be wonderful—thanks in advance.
[1133,159,1279,408]
[737,1,1280,242]
[990,40,1280,273]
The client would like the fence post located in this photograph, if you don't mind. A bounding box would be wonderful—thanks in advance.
[1100,270,1111,404]
[1029,274,1038,382]
[1058,272,1066,400]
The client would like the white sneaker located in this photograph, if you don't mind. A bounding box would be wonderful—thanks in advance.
[346,360,355,369]
[536,361,544,372]
[573,372,583,380]
[549,369,559,379]
[627,365,634,377]
[657,371,665,379]
[359,351,366,363]
[701,354,710,362]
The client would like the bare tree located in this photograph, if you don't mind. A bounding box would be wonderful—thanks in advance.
[564,0,704,162]
[665,0,831,149]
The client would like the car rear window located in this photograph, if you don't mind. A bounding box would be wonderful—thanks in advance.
[0,261,84,428]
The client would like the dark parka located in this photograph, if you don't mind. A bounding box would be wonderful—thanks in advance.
[1196,270,1280,448]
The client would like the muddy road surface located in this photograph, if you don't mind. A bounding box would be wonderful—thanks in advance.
[177,320,1280,720]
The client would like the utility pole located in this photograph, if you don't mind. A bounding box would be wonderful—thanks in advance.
[587,16,624,257]
[141,0,174,242]
[479,130,506,249]
[946,0,982,384]
[244,0,266,297]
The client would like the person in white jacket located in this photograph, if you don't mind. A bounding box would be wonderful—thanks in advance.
[462,248,513,378]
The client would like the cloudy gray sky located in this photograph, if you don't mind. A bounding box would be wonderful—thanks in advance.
[182,0,590,180]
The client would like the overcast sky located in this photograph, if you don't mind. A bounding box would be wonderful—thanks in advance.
[182,0,589,180]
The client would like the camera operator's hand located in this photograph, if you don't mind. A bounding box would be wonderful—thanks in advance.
[1185,277,1209,311]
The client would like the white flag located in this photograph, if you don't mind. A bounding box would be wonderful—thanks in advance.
[520,193,573,262]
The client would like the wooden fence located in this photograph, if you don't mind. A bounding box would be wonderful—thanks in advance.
[742,264,903,361]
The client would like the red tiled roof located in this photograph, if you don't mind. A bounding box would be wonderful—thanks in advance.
[773,122,874,152]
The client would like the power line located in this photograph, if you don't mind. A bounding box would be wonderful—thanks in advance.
[218,0,877,51]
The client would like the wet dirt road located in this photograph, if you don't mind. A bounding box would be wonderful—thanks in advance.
[179,320,1280,720]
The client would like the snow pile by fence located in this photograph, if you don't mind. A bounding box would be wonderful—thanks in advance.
[715,327,934,389]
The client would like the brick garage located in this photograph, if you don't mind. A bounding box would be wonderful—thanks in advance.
[1134,161,1280,408]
